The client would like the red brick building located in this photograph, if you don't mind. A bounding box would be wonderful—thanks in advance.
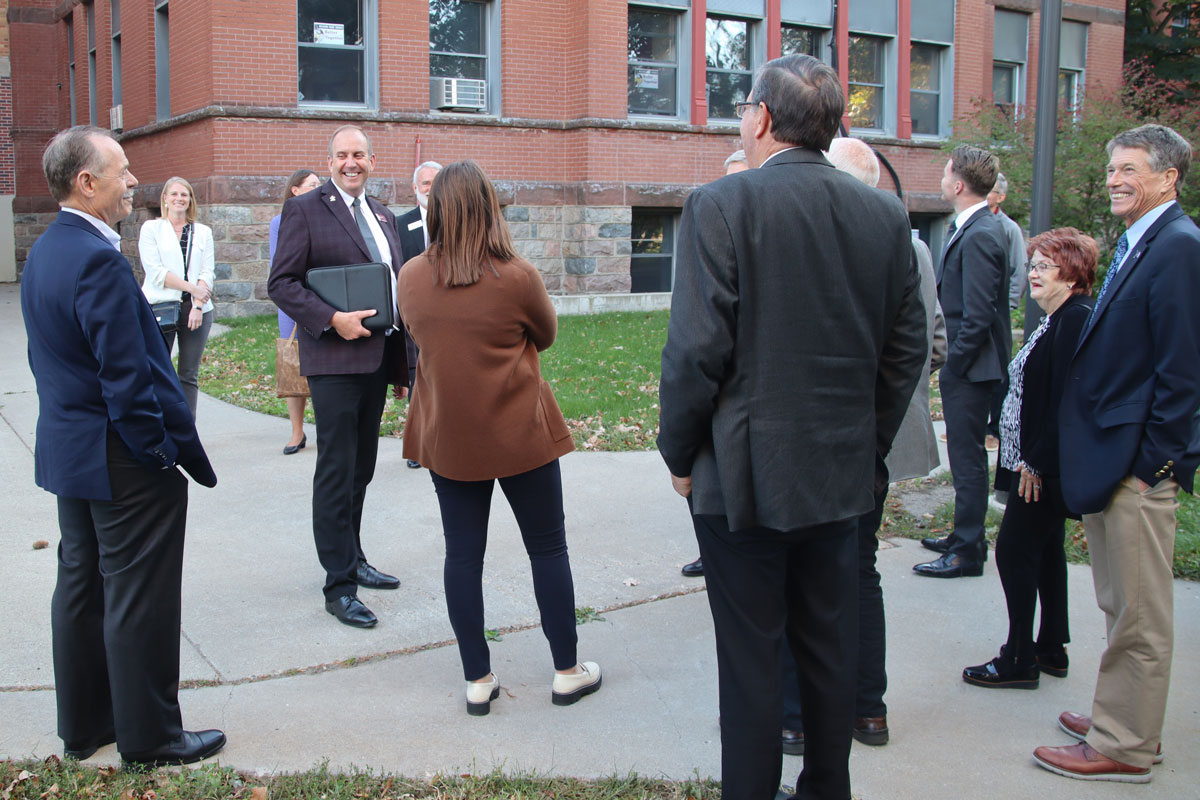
[6,0,1124,313]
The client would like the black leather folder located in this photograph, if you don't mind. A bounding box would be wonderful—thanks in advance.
[304,262,395,332]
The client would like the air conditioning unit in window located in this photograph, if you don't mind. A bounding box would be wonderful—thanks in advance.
[109,104,124,131]
[430,78,487,112]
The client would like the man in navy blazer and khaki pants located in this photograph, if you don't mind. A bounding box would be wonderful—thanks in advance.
[269,125,409,629]
[21,126,224,766]
[1034,125,1200,782]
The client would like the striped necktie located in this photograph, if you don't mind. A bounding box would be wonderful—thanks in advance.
[1093,233,1129,309]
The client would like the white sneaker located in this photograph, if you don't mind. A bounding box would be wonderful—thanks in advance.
[466,673,499,716]
[551,661,602,706]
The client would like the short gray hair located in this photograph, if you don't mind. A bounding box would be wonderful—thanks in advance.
[825,137,880,188]
[992,172,1008,196]
[723,150,747,170]
[42,125,113,202]
[328,124,373,158]
[1107,124,1192,193]
[413,160,443,185]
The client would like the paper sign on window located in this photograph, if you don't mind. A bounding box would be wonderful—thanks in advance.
[635,68,659,90]
[313,22,344,45]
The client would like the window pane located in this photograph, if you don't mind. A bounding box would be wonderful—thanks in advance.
[629,65,677,116]
[706,17,749,70]
[629,9,676,62]
[781,24,818,57]
[430,0,484,55]
[631,256,673,292]
[298,0,363,45]
[632,214,665,253]
[298,45,364,103]
[910,44,938,91]
[707,71,752,119]
[911,91,938,134]
[993,65,1015,104]
[431,52,486,79]
[848,36,882,83]
[1058,70,1076,108]
[847,84,882,128]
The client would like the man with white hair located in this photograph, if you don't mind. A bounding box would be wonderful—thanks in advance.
[394,160,442,468]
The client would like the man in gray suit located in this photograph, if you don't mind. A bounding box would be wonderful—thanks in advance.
[658,55,926,800]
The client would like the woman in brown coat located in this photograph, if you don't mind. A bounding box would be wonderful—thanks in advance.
[397,160,601,717]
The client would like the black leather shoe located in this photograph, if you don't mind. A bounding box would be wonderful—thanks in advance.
[121,729,226,768]
[64,730,116,760]
[781,728,805,755]
[921,535,951,553]
[963,655,1039,689]
[325,595,378,628]
[406,459,421,469]
[1036,647,1070,678]
[356,561,400,590]
[913,552,983,578]
[853,716,889,746]
[681,557,704,577]
[283,433,307,455]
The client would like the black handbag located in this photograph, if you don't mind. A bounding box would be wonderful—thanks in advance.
[151,300,181,332]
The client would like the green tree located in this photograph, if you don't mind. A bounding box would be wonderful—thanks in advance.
[1125,0,1200,104]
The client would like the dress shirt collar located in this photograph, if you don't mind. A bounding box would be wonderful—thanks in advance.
[61,207,122,251]
[955,200,989,232]
[331,181,364,210]
[759,146,800,168]
[1121,200,1175,260]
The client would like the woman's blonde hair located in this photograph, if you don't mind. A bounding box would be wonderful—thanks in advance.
[426,160,516,287]
[159,176,199,223]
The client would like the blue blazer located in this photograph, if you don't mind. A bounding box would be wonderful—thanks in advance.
[1059,202,1200,514]
[21,211,217,500]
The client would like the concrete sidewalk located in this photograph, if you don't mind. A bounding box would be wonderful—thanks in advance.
[1,282,1197,798]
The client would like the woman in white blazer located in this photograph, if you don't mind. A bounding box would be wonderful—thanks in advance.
[140,177,216,420]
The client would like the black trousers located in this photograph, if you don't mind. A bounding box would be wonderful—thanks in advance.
[307,364,389,601]
[994,488,1070,664]
[781,490,889,731]
[429,460,577,680]
[939,371,998,561]
[53,430,188,753]
[694,513,857,800]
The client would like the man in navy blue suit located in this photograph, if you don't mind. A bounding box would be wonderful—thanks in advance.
[1034,124,1200,783]
[21,126,224,767]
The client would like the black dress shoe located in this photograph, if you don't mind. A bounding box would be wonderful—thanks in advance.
[406,459,421,469]
[963,655,1039,689]
[781,728,805,755]
[921,535,951,553]
[355,561,400,590]
[64,730,116,760]
[121,729,226,768]
[283,433,307,455]
[325,595,378,628]
[1036,647,1070,678]
[853,715,889,746]
[681,557,704,577]
[913,552,983,578]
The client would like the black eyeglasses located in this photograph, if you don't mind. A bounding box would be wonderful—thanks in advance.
[735,101,765,119]
[1026,260,1060,274]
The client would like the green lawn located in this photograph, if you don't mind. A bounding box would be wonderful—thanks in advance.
[0,760,720,800]
[199,311,669,451]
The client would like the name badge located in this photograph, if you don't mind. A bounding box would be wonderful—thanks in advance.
[408,220,423,231]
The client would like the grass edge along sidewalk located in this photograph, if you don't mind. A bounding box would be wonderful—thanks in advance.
[198,311,1198,579]
[0,759,724,800]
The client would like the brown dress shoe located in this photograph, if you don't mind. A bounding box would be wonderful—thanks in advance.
[852,715,889,746]
[1033,742,1150,783]
[1057,711,1164,764]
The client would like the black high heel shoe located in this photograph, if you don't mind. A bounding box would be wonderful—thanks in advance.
[283,433,307,455]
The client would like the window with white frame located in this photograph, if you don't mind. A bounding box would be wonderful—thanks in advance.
[630,209,678,293]
[110,0,122,111]
[155,0,170,120]
[910,0,953,137]
[298,0,376,107]
[1058,20,1087,113]
[628,6,682,117]
[993,9,1028,109]
[706,16,753,121]
[429,0,497,113]
[848,35,886,130]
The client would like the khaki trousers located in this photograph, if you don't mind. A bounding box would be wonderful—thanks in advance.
[1083,474,1179,768]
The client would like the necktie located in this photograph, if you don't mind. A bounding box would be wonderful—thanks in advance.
[1094,233,1129,308]
[352,197,383,262]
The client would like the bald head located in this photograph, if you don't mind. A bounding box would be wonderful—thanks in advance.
[825,138,880,188]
